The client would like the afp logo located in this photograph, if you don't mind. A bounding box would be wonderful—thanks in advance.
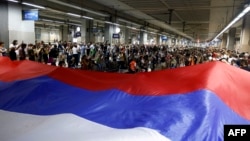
[224,125,250,141]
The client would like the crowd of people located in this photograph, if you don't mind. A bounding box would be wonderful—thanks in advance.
[0,40,250,73]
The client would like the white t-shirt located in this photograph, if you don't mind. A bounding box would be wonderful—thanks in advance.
[10,44,20,56]
[72,47,78,55]
[0,47,7,56]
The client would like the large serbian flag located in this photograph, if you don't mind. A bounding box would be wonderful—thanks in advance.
[0,56,250,141]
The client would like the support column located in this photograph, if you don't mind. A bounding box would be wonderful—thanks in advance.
[86,20,95,43]
[156,34,161,45]
[0,2,9,48]
[221,33,228,48]
[175,39,179,47]
[0,2,35,48]
[139,30,147,45]
[209,0,236,41]
[81,19,87,43]
[226,27,236,50]
[167,37,172,46]
[61,25,69,42]
[104,23,113,44]
[240,14,250,53]
[124,28,131,44]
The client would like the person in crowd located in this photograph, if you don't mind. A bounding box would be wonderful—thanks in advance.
[80,55,90,70]
[19,43,27,60]
[129,58,137,73]
[27,44,35,61]
[49,44,59,66]
[9,40,21,60]
[80,42,86,60]
[3,39,250,73]
[240,59,250,71]
[72,43,80,68]
[0,42,7,56]
[58,59,66,67]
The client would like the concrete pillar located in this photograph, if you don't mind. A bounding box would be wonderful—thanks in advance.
[226,27,236,50]
[86,20,95,43]
[61,25,69,42]
[239,14,250,53]
[0,2,9,48]
[209,0,238,40]
[124,28,131,44]
[81,19,87,43]
[221,33,228,48]
[0,2,35,48]
[175,39,179,47]
[104,23,113,44]
[139,30,147,45]
[156,34,161,45]
[105,15,121,45]
[167,37,172,46]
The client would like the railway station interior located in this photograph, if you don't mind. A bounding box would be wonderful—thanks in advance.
[0,0,250,72]
[1,1,250,141]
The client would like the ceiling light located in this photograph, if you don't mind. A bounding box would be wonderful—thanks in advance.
[82,16,93,20]
[68,22,81,26]
[213,5,250,41]
[47,0,109,17]
[105,21,113,24]
[126,26,138,30]
[67,13,81,17]
[118,18,141,27]
[7,0,19,3]
[22,2,46,9]
[115,27,121,33]
[54,21,64,24]
[41,19,53,22]
[40,19,65,24]
[113,23,120,26]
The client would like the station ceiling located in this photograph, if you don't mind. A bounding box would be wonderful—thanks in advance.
[13,0,249,42]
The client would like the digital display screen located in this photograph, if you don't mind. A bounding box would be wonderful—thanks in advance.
[74,32,81,38]
[112,34,120,38]
[161,36,167,40]
[22,10,39,21]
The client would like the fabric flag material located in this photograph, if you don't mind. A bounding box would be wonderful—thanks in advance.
[0,56,250,141]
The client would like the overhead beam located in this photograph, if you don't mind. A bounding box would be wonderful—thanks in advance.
[171,21,209,24]
[131,5,242,12]
[158,0,184,21]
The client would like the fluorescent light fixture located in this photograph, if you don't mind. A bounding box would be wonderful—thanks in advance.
[22,2,45,9]
[68,22,81,26]
[82,16,93,20]
[7,0,19,3]
[47,0,109,17]
[67,13,81,17]
[115,27,121,33]
[126,26,138,30]
[105,21,113,24]
[213,5,250,41]
[104,21,120,26]
[54,21,64,24]
[113,23,120,26]
[40,19,65,24]
[46,7,64,14]
[118,18,141,27]
[41,19,53,22]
